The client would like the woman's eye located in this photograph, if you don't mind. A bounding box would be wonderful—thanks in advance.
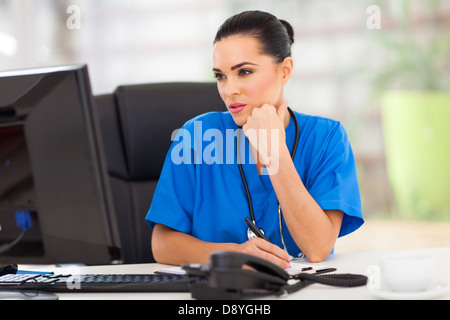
[214,73,226,81]
[239,69,253,76]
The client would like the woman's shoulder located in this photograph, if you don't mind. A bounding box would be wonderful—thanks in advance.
[294,111,346,138]
[295,111,341,128]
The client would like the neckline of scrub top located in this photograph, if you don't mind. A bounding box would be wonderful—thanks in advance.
[238,114,296,210]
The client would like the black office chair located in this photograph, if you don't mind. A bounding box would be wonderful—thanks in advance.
[94,82,224,263]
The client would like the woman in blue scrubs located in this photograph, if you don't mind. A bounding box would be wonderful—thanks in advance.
[146,10,364,268]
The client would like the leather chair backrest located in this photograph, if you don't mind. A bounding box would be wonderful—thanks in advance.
[94,82,224,263]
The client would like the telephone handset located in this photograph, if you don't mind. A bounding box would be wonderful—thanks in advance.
[182,251,368,299]
[182,251,289,299]
[210,252,289,283]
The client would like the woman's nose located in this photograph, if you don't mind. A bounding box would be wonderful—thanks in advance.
[224,78,240,97]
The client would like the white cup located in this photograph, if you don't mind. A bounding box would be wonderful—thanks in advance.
[379,253,436,292]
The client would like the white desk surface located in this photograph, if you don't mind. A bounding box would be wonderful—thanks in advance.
[44,247,450,300]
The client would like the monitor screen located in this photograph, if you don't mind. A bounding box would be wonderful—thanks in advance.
[0,65,121,265]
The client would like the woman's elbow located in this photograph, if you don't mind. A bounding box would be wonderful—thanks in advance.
[151,242,165,264]
[306,253,327,263]
[151,224,172,264]
[304,245,334,263]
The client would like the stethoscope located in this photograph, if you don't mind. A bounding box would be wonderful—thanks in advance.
[236,107,299,253]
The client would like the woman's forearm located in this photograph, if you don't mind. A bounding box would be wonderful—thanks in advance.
[151,223,239,265]
[269,145,343,262]
[151,223,291,268]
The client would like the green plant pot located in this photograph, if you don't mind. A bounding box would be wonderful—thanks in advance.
[381,91,450,221]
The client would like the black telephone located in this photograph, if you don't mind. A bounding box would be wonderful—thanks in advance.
[182,251,289,299]
[182,251,367,299]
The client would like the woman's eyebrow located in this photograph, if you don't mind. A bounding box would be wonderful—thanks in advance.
[212,61,259,73]
[231,61,258,70]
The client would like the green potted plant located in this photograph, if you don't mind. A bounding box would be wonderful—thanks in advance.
[369,0,450,220]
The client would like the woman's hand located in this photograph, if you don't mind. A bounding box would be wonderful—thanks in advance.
[152,224,291,268]
[237,238,291,269]
[242,102,288,173]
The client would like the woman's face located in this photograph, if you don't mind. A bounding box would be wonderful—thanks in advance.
[213,35,292,126]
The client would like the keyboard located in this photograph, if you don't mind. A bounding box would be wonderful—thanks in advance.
[0,273,189,293]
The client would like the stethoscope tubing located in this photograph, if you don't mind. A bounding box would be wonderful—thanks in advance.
[237,107,299,249]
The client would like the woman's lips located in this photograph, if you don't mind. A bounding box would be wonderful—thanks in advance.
[229,103,247,114]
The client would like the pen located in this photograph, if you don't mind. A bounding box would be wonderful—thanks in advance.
[245,217,292,269]
[245,217,269,241]
[315,267,336,275]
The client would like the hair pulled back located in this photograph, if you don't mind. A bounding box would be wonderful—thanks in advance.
[214,10,294,63]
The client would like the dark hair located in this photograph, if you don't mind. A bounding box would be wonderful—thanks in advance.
[214,10,294,63]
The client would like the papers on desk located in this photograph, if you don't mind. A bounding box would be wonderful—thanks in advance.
[156,259,333,276]
[286,259,333,276]
[156,266,187,275]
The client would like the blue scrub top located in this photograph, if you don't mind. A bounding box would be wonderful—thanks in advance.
[145,110,364,257]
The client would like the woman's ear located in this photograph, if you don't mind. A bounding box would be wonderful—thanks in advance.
[280,57,293,84]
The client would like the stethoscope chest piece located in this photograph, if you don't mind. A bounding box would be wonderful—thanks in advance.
[247,226,265,240]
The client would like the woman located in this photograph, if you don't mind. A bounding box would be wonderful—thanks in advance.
[146,10,363,268]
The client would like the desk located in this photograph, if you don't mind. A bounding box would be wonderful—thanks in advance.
[48,247,449,300]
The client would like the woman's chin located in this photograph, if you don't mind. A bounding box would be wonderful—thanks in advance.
[229,111,249,127]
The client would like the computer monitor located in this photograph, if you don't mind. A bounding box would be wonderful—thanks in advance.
[0,64,122,265]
